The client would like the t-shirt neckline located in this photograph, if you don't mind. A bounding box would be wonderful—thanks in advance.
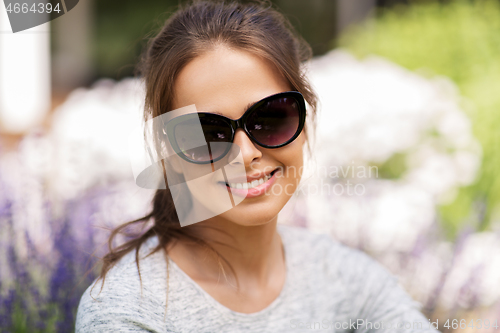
[166,225,291,320]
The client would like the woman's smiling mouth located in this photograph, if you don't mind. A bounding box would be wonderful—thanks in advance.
[219,168,279,198]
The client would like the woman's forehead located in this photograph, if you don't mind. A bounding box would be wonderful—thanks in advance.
[172,46,290,118]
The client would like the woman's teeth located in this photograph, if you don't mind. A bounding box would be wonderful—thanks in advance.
[229,174,271,189]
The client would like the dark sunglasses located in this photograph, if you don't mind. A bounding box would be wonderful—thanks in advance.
[164,91,306,164]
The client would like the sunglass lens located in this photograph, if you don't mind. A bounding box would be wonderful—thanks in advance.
[174,116,232,163]
[246,96,301,147]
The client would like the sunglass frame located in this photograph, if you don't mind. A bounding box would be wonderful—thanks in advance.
[165,91,306,164]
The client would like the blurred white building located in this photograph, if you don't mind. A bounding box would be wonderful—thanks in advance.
[0,4,51,133]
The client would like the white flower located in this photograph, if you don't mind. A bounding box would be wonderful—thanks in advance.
[302,48,481,252]
[291,48,493,311]
[48,78,147,202]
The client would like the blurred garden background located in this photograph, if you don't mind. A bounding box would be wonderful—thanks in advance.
[1,0,500,331]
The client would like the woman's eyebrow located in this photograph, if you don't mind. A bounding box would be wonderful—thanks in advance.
[208,111,224,116]
[207,101,257,116]
[244,101,256,112]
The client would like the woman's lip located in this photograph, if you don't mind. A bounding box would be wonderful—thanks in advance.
[225,168,279,184]
[220,169,279,198]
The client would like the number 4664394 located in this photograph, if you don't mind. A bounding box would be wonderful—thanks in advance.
[6,2,61,14]
[443,319,498,330]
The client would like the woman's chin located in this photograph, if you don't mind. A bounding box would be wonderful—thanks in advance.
[216,204,281,227]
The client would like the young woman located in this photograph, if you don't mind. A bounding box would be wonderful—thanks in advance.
[76,1,440,332]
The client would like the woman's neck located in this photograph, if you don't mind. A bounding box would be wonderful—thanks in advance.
[167,216,285,289]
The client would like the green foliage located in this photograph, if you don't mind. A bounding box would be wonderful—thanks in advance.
[11,302,28,333]
[6,295,51,333]
[338,0,500,238]
[376,152,407,180]
[93,0,178,79]
[91,0,337,79]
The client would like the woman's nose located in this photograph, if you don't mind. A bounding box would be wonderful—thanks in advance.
[229,128,262,165]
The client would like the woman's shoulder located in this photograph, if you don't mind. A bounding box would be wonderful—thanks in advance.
[75,236,171,332]
[277,223,367,260]
[277,224,396,284]
[277,223,334,246]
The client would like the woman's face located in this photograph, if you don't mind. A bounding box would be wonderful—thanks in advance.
[170,45,305,226]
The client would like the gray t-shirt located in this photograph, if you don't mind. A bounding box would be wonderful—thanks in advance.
[75,224,439,332]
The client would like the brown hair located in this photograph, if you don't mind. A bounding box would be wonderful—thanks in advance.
[90,0,317,302]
